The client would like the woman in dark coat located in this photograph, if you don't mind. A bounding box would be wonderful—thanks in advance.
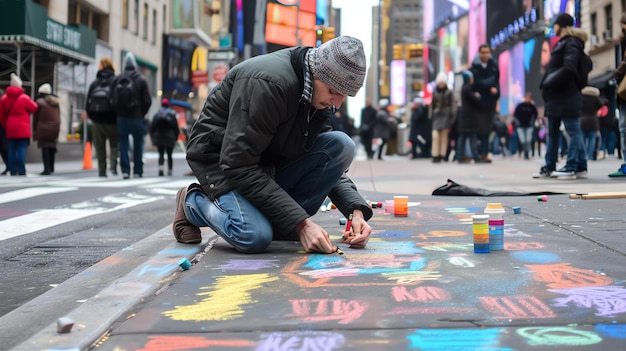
[536,13,589,178]
[33,83,61,175]
[149,98,180,176]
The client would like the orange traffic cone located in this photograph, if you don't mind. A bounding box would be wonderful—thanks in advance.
[83,141,93,170]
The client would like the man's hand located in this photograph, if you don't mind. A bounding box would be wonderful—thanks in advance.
[295,218,335,254]
[490,87,498,95]
[340,209,371,249]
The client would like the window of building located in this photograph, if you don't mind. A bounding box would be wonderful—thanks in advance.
[605,4,613,40]
[591,12,597,37]
[134,0,140,34]
[123,0,129,29]
[163,4,167,32]
[143,3,149,40]
[152,8,157,45]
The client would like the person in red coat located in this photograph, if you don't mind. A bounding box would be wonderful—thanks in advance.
[0,73,38,175]
[33,83,61,175]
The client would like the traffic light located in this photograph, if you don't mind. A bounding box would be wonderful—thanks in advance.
[316,26,323,43]
[322,27,335,43]
[392,44,404,60]
[406,44,423,60]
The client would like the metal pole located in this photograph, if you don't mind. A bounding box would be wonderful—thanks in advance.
[295,0,302,46]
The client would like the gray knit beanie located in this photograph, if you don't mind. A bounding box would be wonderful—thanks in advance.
[310,36,366,97]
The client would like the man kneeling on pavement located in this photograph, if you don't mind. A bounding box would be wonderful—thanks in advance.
[172,36,373,254]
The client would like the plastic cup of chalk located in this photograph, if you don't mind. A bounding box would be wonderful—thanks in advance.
[178,258,192,270]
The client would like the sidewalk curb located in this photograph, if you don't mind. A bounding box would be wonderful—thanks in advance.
[8,228,217,351]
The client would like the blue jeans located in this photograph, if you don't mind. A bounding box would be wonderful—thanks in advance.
[117,117,146,176]
[546,117,586,171]
[582,130,597,160]
[7,138,29,175]
[517,126,533,158]
[184,131,356,253]
[456,133,479,160]
[599,125,616,154]
[619,101,626,162]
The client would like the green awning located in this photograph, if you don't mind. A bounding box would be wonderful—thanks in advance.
[0,0,96,62]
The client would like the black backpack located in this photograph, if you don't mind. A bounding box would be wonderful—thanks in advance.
[87,77,113,114]
[110,72,137,114]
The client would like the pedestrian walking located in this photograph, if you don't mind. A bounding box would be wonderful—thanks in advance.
[149,98,179,176]
[359,97,377,160]
[470,44,500,163]
[373,102,394,161]
[0,73,38,176]
[430,72,455,163]
[33,83,61,175]
[0,88,8,175]
[86,57,119,177]
[173,36,373,254]
[408,97,430,159]
[535,13,591,179]
[580,86,603,161]
[610,13,626,177]
[456,70,482,163]
[513,92,538,160]
[110,52,152,179]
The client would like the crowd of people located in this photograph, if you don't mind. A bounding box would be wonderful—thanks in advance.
[0,52,182,178]
[357,12,625,180]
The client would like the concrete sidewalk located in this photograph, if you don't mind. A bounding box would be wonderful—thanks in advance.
[9,156,626,350]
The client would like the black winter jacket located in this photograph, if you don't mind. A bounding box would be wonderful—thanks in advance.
[458,83,482,134]
[150,107,179,148]
[85,68,117,124]
[186,47,372,236]
[470,57,500,108]
[540,27,589,119]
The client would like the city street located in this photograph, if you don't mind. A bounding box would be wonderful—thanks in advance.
[2,148,625,350]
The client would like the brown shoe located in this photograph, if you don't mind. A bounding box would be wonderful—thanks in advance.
[173,186,202,244]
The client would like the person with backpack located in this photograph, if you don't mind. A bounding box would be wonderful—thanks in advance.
[0,74,38,176]
[150,98,179,176]
[33,83,61,175]
[111,52,152,179]
[85,57,119,177]
[534,13,591,179]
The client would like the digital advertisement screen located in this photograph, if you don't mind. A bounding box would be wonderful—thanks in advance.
[544,0,581,37]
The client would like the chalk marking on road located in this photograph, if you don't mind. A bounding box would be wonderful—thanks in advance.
[0,187,78,204]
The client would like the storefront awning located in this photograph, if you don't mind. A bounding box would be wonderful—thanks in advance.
[0,0,96,63]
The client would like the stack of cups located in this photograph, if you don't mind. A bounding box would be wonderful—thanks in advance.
[484,203,505,251]
[393,196,408,217]
[384,200,394,214]
[471,214,490,253]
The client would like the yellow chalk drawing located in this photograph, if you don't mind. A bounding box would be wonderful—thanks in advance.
[163,273,278,321]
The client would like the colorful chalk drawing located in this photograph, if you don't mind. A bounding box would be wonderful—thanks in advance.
[416,230,466,240]
[214,259,280,271]
[392,286,452,302]
[479,296,556,319]
[510,251,561,264]
[550,286,626,317]
[526,263,614,289]
[104,203,626,350]
[137,335,255,351]
[595,324,626,338]
[406,328,509,350]
[287,299,368,324]
[516,326,602,346]
[163,273,278,321]
[256,331,345,351]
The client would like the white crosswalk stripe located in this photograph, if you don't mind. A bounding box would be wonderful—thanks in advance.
[0,176,192,241]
